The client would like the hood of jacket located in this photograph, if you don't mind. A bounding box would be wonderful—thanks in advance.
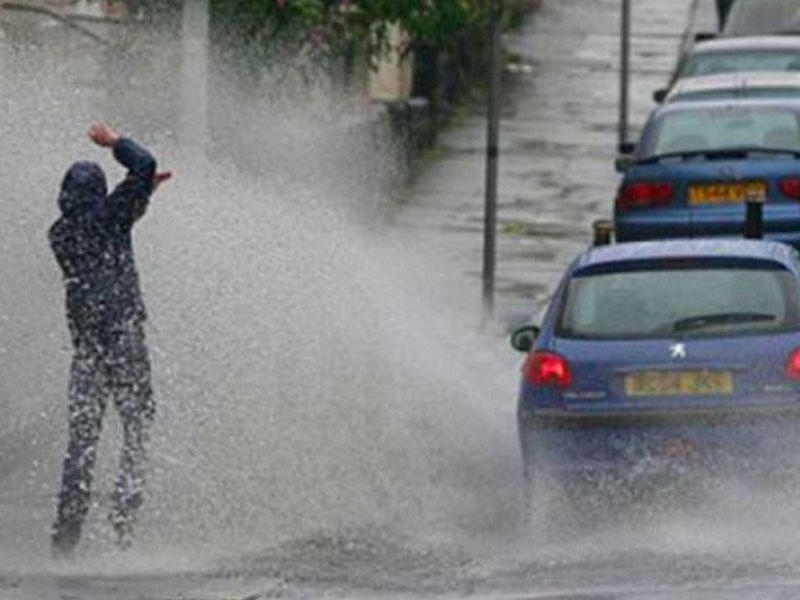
[58,161,107,216]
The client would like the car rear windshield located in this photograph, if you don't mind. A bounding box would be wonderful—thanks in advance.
[682,50,800,78]
[723,0,800,36]
[557,263,800,340]
[647,106,800,155]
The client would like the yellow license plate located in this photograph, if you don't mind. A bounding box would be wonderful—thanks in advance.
[624,370,734,397]
[688,182,766,205]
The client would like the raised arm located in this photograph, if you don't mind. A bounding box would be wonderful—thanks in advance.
[88,122,167,226]
[107,137,156,225]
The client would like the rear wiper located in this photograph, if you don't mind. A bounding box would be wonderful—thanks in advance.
[636,149,712,164]
[704,146,800,159]
[638,146,800,164]
[669,312,777,333]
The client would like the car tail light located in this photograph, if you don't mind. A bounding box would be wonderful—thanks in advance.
[523,351,573,389]
[786,348,800,380]
[780,177,800,200]
[615,182,675,211]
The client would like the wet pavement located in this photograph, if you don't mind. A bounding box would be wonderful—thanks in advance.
[390,0,716,327]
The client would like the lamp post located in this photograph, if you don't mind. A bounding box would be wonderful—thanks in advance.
[618,0,631,150]
[483,0,503,321]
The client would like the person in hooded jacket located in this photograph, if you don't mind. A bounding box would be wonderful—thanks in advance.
[49,122,171,556]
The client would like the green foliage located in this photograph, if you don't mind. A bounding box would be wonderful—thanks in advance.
[210,0,507,56]
[350,1,491,51]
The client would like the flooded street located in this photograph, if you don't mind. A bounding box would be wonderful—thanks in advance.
[6,1,800,599]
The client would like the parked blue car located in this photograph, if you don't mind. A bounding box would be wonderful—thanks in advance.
[512,239,800,492]
[615,99,800,248]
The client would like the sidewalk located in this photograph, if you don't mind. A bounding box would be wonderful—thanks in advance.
[390,0,715,327]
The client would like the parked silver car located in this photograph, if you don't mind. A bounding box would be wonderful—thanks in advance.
[723,0,800,36]
[657,71,800,103]
[662,35,800,99]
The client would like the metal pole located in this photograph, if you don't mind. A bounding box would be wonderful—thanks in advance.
[618,0,631,149]
[483,0,503,321]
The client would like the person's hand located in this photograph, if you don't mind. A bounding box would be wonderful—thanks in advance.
[88,121,119,148]
[153,171,173,189]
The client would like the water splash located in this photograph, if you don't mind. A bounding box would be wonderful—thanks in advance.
[0,21,522,576]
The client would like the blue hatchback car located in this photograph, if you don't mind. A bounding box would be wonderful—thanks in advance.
[512,239,800,491]
[615,99,800,248]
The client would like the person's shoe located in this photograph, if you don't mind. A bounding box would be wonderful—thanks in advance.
[114,522,133,551]
[109,511,134,551]
[51,525,80,560]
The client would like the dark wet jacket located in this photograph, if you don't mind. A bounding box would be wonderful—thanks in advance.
[49,138,156,349]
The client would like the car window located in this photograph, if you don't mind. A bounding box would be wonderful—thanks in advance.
[670,88,800,102]
[724,0,800,35]
[648,106,800,155]
[682,50,800,78]
[558,266,800,340]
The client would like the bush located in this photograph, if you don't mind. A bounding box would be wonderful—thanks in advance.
[210,0,534,57]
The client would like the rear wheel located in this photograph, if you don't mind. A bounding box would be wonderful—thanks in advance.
[518,413,556,512]
[518,415,602,533]
[518,412,535,506]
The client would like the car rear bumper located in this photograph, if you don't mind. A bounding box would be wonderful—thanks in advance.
[614,211,690,242]
[525,401,800,423]
[519,404,800,476]
[615,208,800,249]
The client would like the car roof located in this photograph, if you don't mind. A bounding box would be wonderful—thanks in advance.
[651,96,800,119]
[668,71,800,96]
[693,35,800,53]
[574,239,798,271]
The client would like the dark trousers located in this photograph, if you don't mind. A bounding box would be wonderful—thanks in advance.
[52,321,154,553]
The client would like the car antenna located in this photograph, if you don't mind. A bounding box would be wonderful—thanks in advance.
[743,191,764,240]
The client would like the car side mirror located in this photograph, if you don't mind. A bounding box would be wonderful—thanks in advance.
[694,31,716,42]
[652,88,667,104]
[510,324,541,353]
[618,141,635,155]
